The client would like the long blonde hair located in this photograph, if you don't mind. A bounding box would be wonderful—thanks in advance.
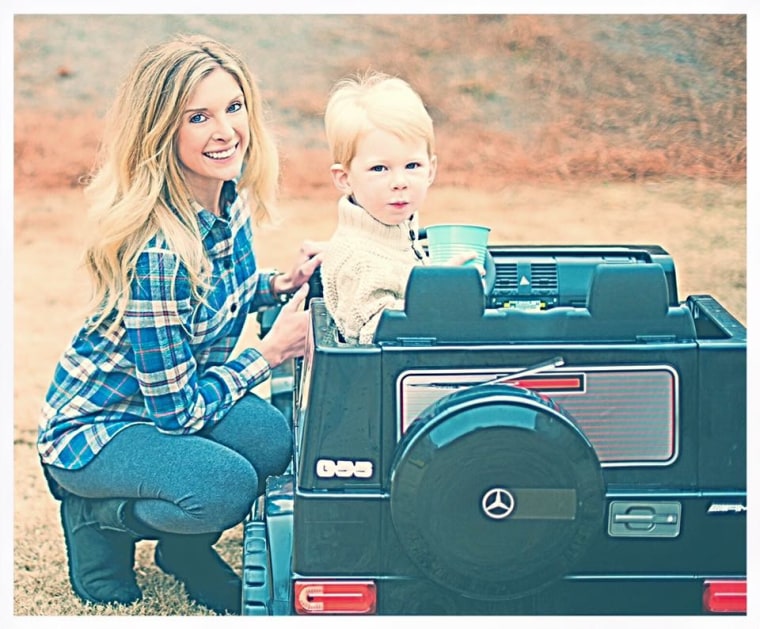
[82,34,279,333]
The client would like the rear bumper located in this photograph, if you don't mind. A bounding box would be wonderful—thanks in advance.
[368,574,747,615]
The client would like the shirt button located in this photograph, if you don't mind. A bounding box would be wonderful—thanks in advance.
[224,260,232,270]
[230,304,238,313]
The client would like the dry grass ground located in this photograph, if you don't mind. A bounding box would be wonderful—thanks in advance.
[11,14,746,618]
[13,180,746,617]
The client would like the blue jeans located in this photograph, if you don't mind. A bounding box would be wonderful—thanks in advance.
[46,393,292,535]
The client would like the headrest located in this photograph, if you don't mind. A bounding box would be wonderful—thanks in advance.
[588,264,669,319]
[404,265,485,319]
[374,266,485,344]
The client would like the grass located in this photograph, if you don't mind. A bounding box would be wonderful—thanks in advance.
[13,179,746,616]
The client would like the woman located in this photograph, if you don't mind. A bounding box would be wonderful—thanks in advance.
[37,34,321,614]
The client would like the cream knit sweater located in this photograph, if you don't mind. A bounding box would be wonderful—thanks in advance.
[322,196,427,344]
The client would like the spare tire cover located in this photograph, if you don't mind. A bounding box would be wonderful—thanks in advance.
[389,383,605,600]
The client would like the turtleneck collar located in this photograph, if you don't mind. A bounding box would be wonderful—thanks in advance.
[336,196,420,251]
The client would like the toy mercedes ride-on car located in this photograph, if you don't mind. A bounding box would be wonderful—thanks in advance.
[242,241,746,616]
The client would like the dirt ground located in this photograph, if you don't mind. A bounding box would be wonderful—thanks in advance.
[11,14,746,618]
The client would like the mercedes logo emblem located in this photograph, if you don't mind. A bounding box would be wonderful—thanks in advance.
[481,487,516,520]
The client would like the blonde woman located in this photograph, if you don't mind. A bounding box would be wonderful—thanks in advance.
[37,35,322,614]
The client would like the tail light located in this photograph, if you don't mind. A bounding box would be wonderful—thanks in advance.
[294,580,376,614]
[703,579,747,613]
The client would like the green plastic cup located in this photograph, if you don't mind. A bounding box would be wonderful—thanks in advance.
[426,224,491,266]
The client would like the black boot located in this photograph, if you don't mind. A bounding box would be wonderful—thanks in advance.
[155,532,241,615]
[60,495,149,606]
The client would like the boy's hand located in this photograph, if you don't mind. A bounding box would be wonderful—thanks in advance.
[446,250,477,266]
[445,250,485,280]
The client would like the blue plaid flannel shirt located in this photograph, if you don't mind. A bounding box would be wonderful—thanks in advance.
[38,183,281,469]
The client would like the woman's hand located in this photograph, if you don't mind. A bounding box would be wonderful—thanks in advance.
[271,240,326,298]
[257,284,311,368]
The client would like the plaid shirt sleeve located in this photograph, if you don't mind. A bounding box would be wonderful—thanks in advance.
[251,269,280,311]
[123,247,270,434]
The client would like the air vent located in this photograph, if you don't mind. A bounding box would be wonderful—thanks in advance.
[530,263,558,290]
[493,262,557,292]
[494,263,518,289]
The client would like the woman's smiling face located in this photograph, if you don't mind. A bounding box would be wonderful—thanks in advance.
[176,67,250,208]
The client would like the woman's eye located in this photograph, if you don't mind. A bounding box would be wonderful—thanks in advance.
[189,112,207,124]
[228,101,243,114]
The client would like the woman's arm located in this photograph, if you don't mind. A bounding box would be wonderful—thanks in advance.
[122,248,271,433]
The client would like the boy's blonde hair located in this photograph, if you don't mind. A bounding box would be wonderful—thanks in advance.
[324,71,435,167]
[82,34,279,334]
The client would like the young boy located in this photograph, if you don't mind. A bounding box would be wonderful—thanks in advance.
[321,71,471,344]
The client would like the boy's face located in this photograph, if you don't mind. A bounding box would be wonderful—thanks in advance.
[331,128,437,225]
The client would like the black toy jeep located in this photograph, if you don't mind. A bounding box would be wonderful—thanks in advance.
[242,243,746,616]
